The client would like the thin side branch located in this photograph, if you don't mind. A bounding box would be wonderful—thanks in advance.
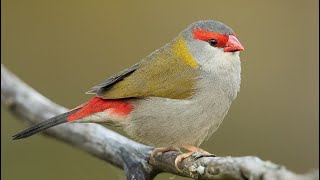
[1,64,318,180]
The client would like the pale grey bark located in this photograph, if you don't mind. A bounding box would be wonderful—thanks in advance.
[1,64,318,180]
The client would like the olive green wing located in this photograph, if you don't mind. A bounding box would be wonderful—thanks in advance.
[86,63,140,95]
[87,37,199,99]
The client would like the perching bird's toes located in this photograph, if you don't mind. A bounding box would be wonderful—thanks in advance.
[174,151,194,171]
[188,148,216,159]
[174,147,216,171]
[149,147,181,163]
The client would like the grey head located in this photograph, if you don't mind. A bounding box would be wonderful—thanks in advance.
[179,20,243,73]
[183,20,235,39]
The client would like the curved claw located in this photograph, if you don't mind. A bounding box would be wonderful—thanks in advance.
[174,152,194,171]
[149,147,181,163]
[174,145,216,171]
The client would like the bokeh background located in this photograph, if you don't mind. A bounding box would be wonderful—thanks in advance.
[1,0,318,179]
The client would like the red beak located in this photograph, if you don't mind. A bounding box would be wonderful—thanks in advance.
[224,35,244,52]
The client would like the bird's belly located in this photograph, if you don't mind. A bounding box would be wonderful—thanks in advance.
[124,96,231,147]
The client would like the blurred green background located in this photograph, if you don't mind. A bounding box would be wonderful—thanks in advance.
[1,0,318,179]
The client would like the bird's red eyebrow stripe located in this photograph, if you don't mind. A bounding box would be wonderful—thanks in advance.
[67,97,133,121]
[193,28,229,47]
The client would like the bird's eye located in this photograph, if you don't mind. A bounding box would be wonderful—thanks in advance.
[208,39,218,46]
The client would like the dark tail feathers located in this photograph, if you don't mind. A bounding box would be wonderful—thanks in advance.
[12,109,79,140]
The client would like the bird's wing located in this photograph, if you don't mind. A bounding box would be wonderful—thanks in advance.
[86,37,199,99]
[86,63,140,95]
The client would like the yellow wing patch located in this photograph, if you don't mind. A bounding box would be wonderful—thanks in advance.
[172,36,198,69]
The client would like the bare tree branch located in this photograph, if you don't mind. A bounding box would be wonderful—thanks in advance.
[1,64,318,180]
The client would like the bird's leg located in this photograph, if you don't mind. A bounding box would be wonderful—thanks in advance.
[149,147,181,163]
[174,145,216,171]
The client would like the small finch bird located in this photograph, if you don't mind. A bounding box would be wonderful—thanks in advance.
[13,20,244,169]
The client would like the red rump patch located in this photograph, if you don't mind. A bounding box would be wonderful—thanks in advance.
[67,97,133,122]
[193,28,229,47]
